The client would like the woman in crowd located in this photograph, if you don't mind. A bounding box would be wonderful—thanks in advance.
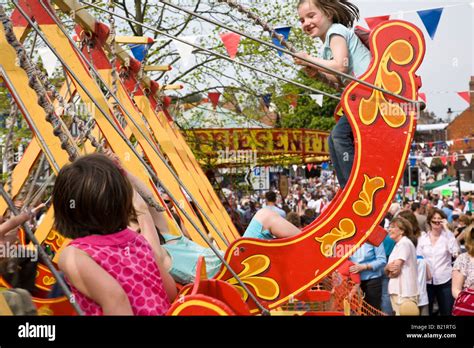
[417,208,460,315]
[385,216,418,315]
[398,210,430,316]
[349,241,386,310]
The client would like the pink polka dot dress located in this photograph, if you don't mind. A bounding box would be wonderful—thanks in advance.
[67,228,171,316]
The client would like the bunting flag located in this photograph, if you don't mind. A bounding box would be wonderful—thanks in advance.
[465,154,472,164]
[208,92,221,109]
[262,93,272,108]
[310,94,324,107]
[287,94,298,108]
[457,91,470,104]
[321,162,329,170]
[420,143,425,148]
[418,92,427,103]
[129,43,150,62]
[450,154,457,165]
[219,32,241,59]
[365,15,390,30]
[272,26,292,56]
[441,155,448,165]
[38,47,58,77]
[410,158,417,166]
[465,138,470,144]
[306,163,313,171]
[173,36,197,68]
[292,164,298,172]
[423,157,433,167]
[417,8,444,40]
[446,140,454,146]
[162,96,172,108]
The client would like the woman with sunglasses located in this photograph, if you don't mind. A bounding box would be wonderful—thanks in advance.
[417,208,461,315]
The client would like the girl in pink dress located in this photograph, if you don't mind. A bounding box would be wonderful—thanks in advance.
[53,154,176,315]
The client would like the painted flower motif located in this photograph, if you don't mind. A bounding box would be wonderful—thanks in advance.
[352,175,385,217]
[225,254,279,302]
[359,39,414,128]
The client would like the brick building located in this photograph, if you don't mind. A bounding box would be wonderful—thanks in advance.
[446,76,474,181]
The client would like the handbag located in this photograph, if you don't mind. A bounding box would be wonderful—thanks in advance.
[452,288,474,316]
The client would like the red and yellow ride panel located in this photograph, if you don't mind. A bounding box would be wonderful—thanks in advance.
[212,20,425,313]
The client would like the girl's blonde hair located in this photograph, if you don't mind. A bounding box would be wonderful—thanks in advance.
[297,0,360,27]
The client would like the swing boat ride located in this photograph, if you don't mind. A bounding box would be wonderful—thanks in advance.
[0,0,425,316]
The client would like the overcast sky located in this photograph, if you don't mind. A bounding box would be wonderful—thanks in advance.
[353,0,473,120]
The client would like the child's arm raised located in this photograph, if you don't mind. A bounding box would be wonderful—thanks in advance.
[0,203,45,236]
[294,35,349,84]
[134,190,178,302]
[58,246,133,315]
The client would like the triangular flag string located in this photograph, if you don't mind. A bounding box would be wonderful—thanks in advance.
[465,154,472,164]
[309,94,324,107]
[262,93,272,108]
[417,8,444,40]
[219,32,241,59]
[457,91,470,104]
[423,157,433,167]
[38,47,58,77]
[129,44,150,62]
[208,92,221,109]
[364,15,390,30]
[173,36,196,69]
[418,92,427,104]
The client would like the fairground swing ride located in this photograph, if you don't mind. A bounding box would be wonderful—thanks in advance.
[0,0,425,316]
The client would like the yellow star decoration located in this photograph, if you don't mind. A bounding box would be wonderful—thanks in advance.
[226,254,280,302]
[359,39,414,128]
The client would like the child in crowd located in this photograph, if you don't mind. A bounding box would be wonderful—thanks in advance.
[53,154,176,315]
[105,150,302,285]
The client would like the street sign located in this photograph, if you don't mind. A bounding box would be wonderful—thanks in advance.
[250,166,270,191]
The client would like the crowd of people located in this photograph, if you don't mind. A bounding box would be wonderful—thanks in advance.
[0,153,305,315]
[2,153,472,316]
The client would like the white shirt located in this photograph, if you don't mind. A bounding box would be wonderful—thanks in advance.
[417,256,429,306]
[416,230,460,285]
[309,198,323,213]
[388,236,418,297]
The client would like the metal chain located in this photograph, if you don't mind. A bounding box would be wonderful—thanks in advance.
[0,6,78,162]
[3,99,18,195]
[216,0,342,91]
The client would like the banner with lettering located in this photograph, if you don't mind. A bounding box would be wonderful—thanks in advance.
[185,128,330,166]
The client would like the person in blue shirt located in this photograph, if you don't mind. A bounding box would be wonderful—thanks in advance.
[349,242,387,310]
[295,0,372,189]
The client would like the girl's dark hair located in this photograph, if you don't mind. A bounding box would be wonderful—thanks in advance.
[426,207,447,224]
[297,0,360,27]
[52,154,135,239]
